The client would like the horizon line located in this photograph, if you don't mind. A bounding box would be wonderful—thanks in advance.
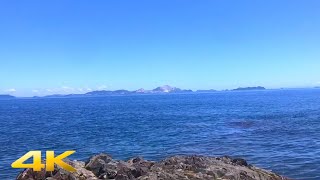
[1,86,320,98]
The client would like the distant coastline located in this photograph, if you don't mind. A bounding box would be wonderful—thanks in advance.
[0,85,274,99]
[0,95,15,100]
[40,85,267,98]
[4,86,320,99]
[231,86,266,91]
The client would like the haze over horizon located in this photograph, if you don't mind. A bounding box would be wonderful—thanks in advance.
[1,0,320,96]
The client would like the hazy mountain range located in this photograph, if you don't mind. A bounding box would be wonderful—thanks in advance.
[0,85,270,99]
[232,86,266,91]
[42,85,267,98]
[45,85,193,98]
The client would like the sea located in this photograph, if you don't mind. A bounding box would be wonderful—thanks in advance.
[0,89,319,179]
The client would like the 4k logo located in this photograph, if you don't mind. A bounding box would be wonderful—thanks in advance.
[11,151,76,172]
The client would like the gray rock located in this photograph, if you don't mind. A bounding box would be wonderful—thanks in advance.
[139,156,289,180]
[16,154,290,180]
[16,160,97,180]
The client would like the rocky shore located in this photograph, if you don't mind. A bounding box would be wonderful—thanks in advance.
[17,153,290,180]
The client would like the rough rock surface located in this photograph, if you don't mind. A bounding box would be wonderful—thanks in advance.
[16,160,97,180]
[17,154,290,180]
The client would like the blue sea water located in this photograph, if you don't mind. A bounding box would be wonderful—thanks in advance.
[0,89,320,180]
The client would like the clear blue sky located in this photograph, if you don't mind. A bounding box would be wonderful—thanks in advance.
[0,0,320,96]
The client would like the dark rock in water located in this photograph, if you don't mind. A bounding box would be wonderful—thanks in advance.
[231,158,248,166]
[16,154,290,180]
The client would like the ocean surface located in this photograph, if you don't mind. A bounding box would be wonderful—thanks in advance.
[0,89,320,179]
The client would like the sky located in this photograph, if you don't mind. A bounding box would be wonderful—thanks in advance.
[0,0,320,96]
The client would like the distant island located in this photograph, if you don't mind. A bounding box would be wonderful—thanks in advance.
[43,85,193,98]
[232,86,266,91]
[86,85,193,96]
[0,95,15,100]
[43,86,266,98]
[196,89,217,93]
[0,85,271,99]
